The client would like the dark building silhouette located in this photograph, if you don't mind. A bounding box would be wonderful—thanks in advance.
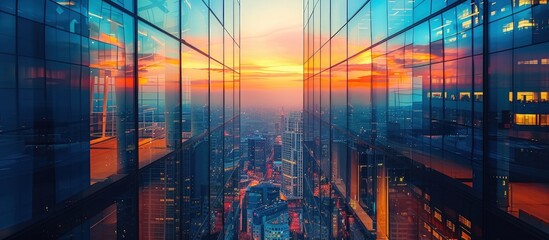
[248,137,267,178]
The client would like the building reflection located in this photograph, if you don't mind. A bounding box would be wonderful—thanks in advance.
[304,0,549,239]
[0,0,240,239]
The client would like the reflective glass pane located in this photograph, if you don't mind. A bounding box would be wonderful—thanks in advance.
[182,0,209,53]
[0,12,15,54]
[348,3,371,57]
[138,0,180,37]
[137,22,180,167]
[182,45,209,139]
[89,1,136,182]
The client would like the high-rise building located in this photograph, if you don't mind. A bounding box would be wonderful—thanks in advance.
[273,135,282,166]
[248,136,267,178]
[242,182,281,234]
[303,0,549,239]
[282,112,303,199]
[277,108,285,136]
[251,201,290,240]
[0,0,241,239]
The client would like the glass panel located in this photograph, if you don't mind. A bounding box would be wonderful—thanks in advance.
[331,0,347,36]
[137,22,180,167]
[18,0,45,22]
[210,61,223,129]
[224,31,234,69]
[489,16,514,52]
[0,0,15,13]
[331,62,347,196]
[371,0,387,44]
[210,0,223,24]
[331,26,347,66]
[0,12,16,54]
[18,18,45,59]
[513,8,533,48]
[139,156,179,239]
[348,3,371,57]
[235,1,240,45]
[210,14,223,64]
[413,22,430,67]
[138,0,180,37]
[89,1,136,182]
[320,0,330,46]
[224,0,234,37]
[489,0,512,22]
[348,50,372,137]
[182,0,208,53]
[182,45,209,139]
[110,0,134,11]
[348,0,366,19]
[387,0,413,35]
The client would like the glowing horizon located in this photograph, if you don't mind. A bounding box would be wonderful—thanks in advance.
[241,0,303,111]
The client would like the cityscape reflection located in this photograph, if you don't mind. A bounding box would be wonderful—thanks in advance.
[0,0,548,239]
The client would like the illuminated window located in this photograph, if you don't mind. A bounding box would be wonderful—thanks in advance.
[517,59,539,65]
[517,92,536,102]
[502,22,514,33]
[517,19,534,29]
[509,92,513,102]
[461,231,472,240]
[460,92,471,101]
[515,114,537,125]
[434,210,442,222]
[424,203,431,213]
[541,92,548,102]
[474,92,483,102]
[459,215,472,229]
[540,115,549,126]
[424,222,432,232]
[433,230,442,240]
[517,0,532,6]
[432,92,443,99]
[447,220,456,232]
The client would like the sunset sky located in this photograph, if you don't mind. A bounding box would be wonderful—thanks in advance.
[241,0,303,111]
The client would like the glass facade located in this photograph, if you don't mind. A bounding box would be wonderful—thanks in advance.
[0,0,240,239]
[304,0,549,239]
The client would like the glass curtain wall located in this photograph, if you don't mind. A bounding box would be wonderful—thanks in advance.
[0,0,240,239]
[304,0,549,239]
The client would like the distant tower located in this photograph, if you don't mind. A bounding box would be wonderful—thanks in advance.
[248,137,267,178]
[279,107,285,136]
[281,112,303,199]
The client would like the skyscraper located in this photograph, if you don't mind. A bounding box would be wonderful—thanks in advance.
[248,136,267,178]
[282,112,303,199]
[0,0,241,239]
[242,182,281,235]
[273,135,282,166]
[303,0,549,239]
[251,201,290,240]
